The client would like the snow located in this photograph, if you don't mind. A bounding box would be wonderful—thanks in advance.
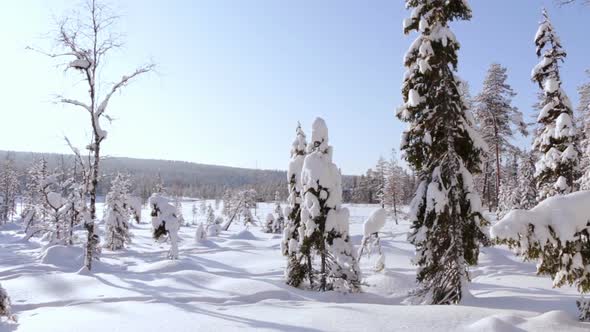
[46,192,64,209]
[407,89,422,107]
[544,77,559,93]
[491,190,590,246]
[363,208,386,236]
[0,202,589,331]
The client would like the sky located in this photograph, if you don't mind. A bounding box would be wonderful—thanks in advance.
[0,0,588,175]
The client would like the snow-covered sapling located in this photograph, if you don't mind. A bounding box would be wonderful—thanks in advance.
[195,223,207,243]
[104,174,132,250]
[264,213,275,233]
[358,208,387,272]
[149,193,180,259]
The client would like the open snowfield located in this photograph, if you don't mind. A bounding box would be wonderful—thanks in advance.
[1,201,589,332]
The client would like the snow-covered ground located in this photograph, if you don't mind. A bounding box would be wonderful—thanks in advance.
[0,202,588,331]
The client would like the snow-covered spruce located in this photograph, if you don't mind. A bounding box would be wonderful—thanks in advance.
[299,118,361,292]
[273,191,285,233]
[578,70,590,190]
[282,123,309,287]
[149,193,180,259]
[126,195,143,224]
[474,63,527,210]
[104,174,132,250]
[205,204,221,236]
[174,196,185,226]
[0,157,19,223]
[531,9,580,200]
[497,152,521,219]
[397,0,488,304]
[264,213,275,233]
[491,190,590,320]
[358,208,387,272]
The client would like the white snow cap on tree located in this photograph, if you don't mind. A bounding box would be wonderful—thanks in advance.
[363,208,386,237]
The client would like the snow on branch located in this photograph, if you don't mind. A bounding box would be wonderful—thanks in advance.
[59,98,91,112]
[97,64,155,117]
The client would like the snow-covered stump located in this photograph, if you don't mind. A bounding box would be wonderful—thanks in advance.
[300,118,361,292]
[149,193,180,259]
[491,190,590,320]
[358,208,387,272]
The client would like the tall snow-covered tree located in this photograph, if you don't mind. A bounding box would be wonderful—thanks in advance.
[474,63,527,210]
[577,70,590,189]
[104,174,132,250]
[531,9,580,200]
[273,191,285,233]
[31,0,154,271]
[300,118,361,292]
[282,123,309,287]
[397,0,488,304]
[516,151,539,210]
[497,152,521,219]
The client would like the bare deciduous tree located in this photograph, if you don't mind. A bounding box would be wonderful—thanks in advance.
[30,0,154,271]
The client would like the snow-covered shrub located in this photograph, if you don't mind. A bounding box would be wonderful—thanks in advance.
[149,193,180,259]
[358,208,386,272]
[273,193,285,233]
[300,118,361,292]
[195,223,207,243]
[126,196,143,224]
[0,283,12,320]
[264,213,275,233]
[104,174,132,250]
[491,190,590,319]
[205,206,221,236]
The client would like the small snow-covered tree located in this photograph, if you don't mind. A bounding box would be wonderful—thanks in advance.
[497,152,521,219]
[0,157,19,224]
[199,200,207,217]
[300,118,361,292]
[358,208,387,272]
[31,0,154,271]
[264,213,275,233]
[207,216,223,237]
[515,152,539,210]
[577,70,590,190]
[149,193,180,259]
[273,191,285,233]
[383,149,404,223]
[104,174,132,250]
[191,203,198,224]
[195,223,207,243]
[126,196,142,224]
[531,9,580,200]
[491,191,590,321]
[0,283,12,320]
[174,196,185,226]
[21,157,49,233]
[397,0,489,304]
[282,123,309,287]
[474,63,527,210]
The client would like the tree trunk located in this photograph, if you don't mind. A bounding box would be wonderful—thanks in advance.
[84,142,100,271]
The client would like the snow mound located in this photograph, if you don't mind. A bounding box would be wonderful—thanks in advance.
[127,259,201,274]
[229,229,257,240]
[467,316,521,332]
[40,245,84,269]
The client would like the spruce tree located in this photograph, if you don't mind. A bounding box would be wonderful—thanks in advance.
[516,152,538,210]
[104,174,132,250]
[273,191,285,233]
[282,123,309,287]
[300,118,360,292]
[531,9,580,200]
[577,70,590,189]
[397,0,488,304]
[0,283,12,320]
[149,193,180,259]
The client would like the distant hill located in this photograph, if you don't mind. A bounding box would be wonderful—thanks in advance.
[0,150,356,201]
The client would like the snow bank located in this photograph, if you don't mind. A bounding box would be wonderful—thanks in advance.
[40,245,84,269]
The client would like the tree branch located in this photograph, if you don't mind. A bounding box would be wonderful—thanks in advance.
[59,98,91,112]
[97,64,155,116]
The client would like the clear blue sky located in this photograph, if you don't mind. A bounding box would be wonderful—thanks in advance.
[0,0,588,174]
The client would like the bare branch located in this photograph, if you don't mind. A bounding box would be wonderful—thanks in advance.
[59,98,92,112]
[97,64,155,116]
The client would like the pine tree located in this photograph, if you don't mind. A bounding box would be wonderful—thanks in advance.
[282,123,309,287]
[474,63,527,210]
[104,174,132,250]
[397,0,488,304]
[300,118,361,292]
[516,152,539,210]
[531,9,580,200]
